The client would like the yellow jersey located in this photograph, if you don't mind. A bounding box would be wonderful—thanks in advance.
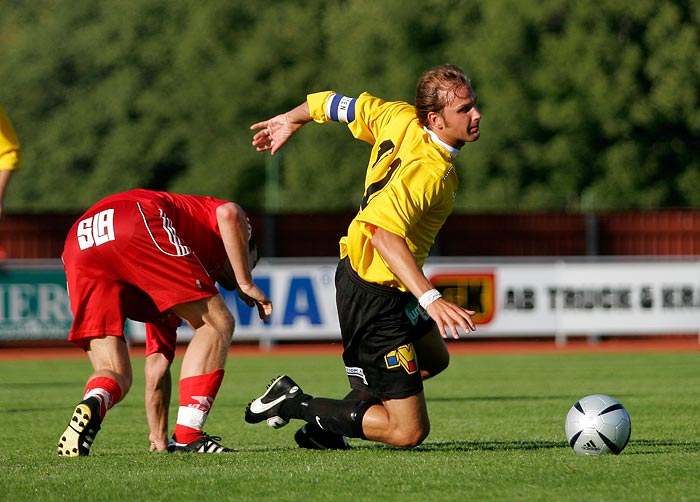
[0,104,21,171]
[308,91,459,291]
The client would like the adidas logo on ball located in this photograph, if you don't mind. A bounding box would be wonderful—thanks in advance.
[580,440,600,452]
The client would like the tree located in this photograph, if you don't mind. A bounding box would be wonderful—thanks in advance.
[458,0,700,210]
[1,0,698,213]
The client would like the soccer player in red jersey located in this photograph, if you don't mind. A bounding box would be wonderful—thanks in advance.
[245,65,480,449]
[58,189,271,455]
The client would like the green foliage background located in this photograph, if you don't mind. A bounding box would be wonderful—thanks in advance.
[1,0,698,213]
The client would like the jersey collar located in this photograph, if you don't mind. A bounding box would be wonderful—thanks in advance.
[424,126,460,158]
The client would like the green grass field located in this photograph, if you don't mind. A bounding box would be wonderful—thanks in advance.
[1,347,699,501]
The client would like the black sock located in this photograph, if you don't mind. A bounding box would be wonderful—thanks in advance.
[280,389,379,422]
[299,398,373,439]
[279,393,312,420]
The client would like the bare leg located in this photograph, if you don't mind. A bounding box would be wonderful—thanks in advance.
[85,336,133,394]
[171,294,235,378]
[361,393,430,447]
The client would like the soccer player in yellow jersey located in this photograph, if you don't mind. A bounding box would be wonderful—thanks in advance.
[0,103,21,221]
[0,103,21,259]
[246,65,481,448]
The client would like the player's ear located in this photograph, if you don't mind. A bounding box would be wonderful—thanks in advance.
[427,111,442,129]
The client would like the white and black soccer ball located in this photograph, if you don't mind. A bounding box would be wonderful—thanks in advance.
[565,394,631,455]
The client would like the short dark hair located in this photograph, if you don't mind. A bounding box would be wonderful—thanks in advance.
[415,64,470,127]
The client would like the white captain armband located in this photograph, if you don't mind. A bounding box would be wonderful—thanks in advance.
[326,94,357,123]
[418,288,442,310]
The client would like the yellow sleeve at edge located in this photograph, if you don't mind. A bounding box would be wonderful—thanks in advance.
[306,91,336,124]
[0,105,21,171]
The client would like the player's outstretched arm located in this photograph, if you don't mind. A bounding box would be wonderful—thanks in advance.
[371,227,476,339]
[250,102,312,156]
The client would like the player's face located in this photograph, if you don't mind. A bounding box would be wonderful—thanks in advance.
[437,84,481,148]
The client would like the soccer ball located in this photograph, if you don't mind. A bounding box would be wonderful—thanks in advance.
[565,394,631,455]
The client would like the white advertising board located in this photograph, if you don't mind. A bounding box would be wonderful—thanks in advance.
[127,257,700,344]
[425,259,700,337]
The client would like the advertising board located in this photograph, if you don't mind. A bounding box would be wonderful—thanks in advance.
[2,258,698,344]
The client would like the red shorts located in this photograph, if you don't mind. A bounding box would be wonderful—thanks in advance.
[144,312,182,362]
[62,198,219,356]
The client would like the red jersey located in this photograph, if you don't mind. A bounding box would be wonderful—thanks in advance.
[62,189,233,358]
[94,189,231,278]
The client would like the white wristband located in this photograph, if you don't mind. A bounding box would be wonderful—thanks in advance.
[418,288,442,310]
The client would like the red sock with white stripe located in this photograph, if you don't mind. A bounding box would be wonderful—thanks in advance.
[173,368,225,445]
[83,376,124,420]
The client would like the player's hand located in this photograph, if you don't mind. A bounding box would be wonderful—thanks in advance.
[237,283,273,323]
[426,299,476,339]
[149,432,169,452]
[251,113,298,156]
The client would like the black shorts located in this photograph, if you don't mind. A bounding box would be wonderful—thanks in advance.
[335,258,436,400]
